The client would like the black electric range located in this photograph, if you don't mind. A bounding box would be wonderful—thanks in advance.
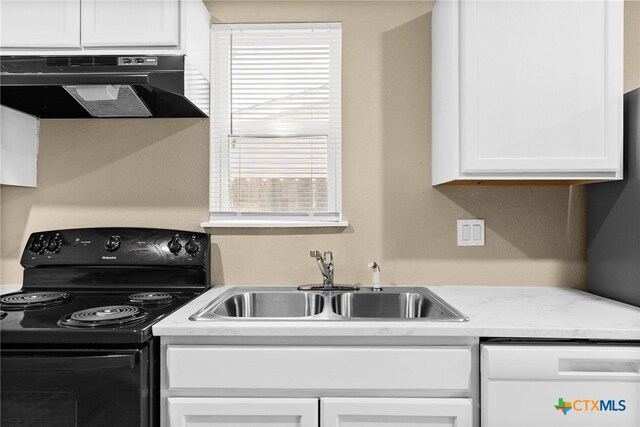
[0,289,202,345]
[0,227,210,427]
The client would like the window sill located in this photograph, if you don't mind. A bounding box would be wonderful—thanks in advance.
[200,220,349,229]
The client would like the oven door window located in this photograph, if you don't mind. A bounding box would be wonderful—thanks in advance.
[1,348,150,427]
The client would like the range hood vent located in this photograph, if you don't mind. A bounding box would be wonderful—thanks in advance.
[45,56,118,67]
[45,57,70,67]
[64,85,152,117]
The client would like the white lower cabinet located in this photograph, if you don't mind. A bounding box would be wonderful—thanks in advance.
[167,397,318,427]
[167,397,473,427]
[321,398,473,427]
[161,342,478,427]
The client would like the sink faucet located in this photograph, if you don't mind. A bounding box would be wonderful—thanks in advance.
[299,250,358,291]
[311,250,334,287]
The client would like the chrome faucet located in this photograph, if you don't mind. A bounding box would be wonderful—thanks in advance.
[311,250,334,287]
[298,250,359,291]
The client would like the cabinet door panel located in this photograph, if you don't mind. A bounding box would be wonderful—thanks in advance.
[0,0,80,48]
[321,398,473,427]
[459,0,622,174]
[167,398,318,427]
[81,0,179,47]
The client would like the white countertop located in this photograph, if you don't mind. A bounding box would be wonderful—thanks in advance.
[153,286,640,340]
[1,285,21,295]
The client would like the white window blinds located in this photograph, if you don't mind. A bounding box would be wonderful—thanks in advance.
[209,23,343,226]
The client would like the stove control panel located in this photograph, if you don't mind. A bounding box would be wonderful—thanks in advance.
[21,228,210,268]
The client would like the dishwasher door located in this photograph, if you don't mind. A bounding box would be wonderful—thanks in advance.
[481,344,640,427]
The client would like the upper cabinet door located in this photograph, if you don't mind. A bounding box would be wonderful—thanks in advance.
[460,0,623,175]
[431,0,624,184]
[0,0,80,48]
[80,0,179,47]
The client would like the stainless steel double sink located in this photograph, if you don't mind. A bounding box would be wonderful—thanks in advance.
[190,287,468,321]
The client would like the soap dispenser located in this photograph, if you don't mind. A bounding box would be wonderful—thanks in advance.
[368,261,382,290]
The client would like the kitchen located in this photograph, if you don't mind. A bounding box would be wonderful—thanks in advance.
[0,1,639,427]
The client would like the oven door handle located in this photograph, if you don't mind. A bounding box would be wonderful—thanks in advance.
[1,350,141,371]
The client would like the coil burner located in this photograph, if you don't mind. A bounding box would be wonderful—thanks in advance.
[126,292,174,306]
[0,292,71,310]
[58,305,149,328]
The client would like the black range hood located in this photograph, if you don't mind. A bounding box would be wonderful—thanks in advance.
[0,55,209,118]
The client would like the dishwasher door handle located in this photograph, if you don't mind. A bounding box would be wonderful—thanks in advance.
[559,359,640,379]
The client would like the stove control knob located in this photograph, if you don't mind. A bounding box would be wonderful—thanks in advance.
[47,236,62,253]
[29,238,45,254]
[104,236,121,252]
[185,236,199,256]
[167,235,182,255]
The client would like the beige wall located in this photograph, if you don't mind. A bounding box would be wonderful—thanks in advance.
[1,1,639,287]
[625,0,640,93]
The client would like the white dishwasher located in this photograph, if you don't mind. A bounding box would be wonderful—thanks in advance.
[481,343,640,427]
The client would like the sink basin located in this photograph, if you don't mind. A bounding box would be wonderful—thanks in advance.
[331,291,463,320]
[191,289,324,320]
[190,287,467,321]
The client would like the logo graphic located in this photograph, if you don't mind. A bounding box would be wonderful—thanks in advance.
[555,398,572,415]
[554,397,627,415]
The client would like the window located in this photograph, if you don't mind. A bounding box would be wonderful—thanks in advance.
[206,23,344,227]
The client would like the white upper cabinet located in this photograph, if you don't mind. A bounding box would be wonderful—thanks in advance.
[0,0,80,48]
[81,0,179,47]
[432,0,624,185]
[0,0,209,55]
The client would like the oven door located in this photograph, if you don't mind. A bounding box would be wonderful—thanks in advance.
[1,346,152,427]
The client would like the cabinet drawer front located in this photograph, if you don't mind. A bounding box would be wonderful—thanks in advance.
[166,346,472,393]
[168,397,318,427]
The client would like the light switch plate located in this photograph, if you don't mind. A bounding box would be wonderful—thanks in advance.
[457,219,485,246]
